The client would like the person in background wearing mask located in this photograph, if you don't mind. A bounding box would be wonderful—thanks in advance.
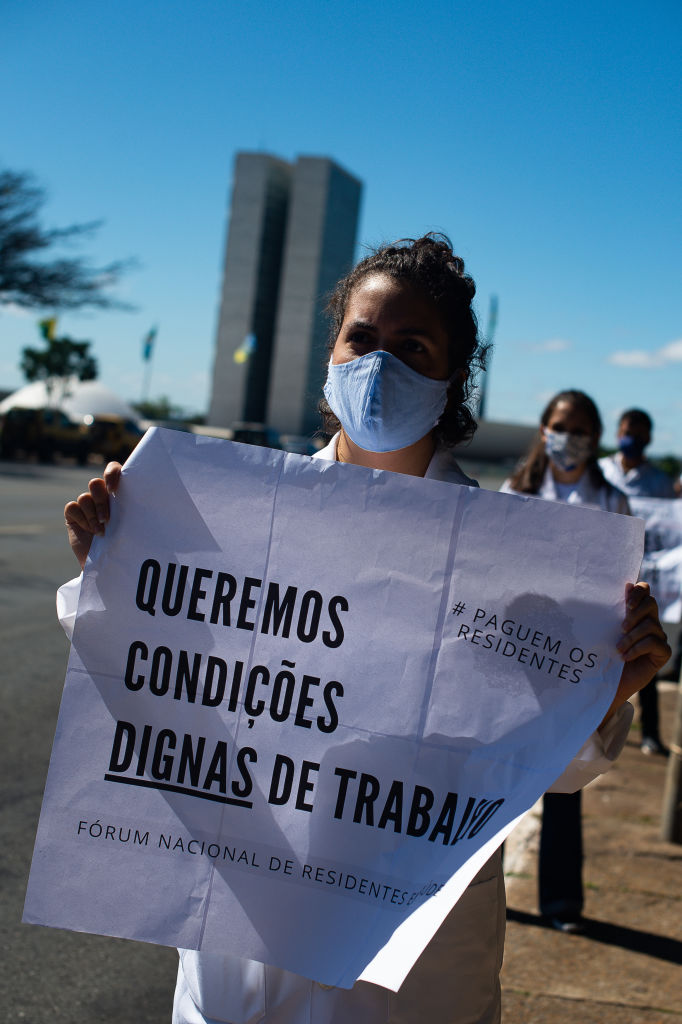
[501,390,629,934]
[600,409,676,753]
[599,409,675,500]
[63,245,671,1024]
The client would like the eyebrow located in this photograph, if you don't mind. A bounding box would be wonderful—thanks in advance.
[344,318,374,331]
[344,319,437,340]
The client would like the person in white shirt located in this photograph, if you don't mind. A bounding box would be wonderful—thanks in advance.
[600,409,676,752]
[500,389,631,934]
[599,408,675,500]
[62,240,671,1024]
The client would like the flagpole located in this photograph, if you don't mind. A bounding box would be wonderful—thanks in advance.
[141,356,153,404]
[477,296,498,421]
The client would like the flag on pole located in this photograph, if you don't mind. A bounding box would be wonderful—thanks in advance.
[38,317,57,341]
[142,326,158,362]
[233,333,256,364]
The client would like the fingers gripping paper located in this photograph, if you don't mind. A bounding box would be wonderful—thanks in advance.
[24,428,643,990]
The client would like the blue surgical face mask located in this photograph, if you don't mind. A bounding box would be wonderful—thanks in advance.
[323,350,451,453]
[618,434,646,460]
[544,429,594,472]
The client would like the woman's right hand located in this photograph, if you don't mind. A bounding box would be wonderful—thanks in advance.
[64,462,123,569]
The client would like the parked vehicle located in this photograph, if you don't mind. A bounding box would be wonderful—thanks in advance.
[230,421,281,448]
[82,414,146,463]
[0,406,90,463]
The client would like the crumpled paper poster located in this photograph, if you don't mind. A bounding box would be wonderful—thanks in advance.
[24,427,643,990]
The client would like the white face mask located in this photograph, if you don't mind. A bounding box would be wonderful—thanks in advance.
[323,351,450,452]
[544,429,593,472]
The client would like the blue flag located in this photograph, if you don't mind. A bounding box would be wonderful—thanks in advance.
[142,326,158,362]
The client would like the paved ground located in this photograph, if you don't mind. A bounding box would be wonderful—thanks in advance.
[0,460,177,1024]
[502,682,682,1023]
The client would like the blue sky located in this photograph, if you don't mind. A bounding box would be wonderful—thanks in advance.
[2,0,680,451]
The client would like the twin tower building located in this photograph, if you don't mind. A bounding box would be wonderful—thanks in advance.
[208,153,363,441]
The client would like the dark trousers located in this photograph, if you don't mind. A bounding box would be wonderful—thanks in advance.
[638,677,660,742]
[539,790,583,920]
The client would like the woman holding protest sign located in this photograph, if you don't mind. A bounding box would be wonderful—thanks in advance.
[63,238,670,1024]
[501,389,630,934]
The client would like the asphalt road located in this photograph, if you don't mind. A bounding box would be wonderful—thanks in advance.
[0,459,177,1024]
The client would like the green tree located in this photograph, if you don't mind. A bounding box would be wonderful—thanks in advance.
[0,168,135,311]
[654,455,681,479]
[21,320,98,403]
[132,395,182,421]
[131,396,206,424]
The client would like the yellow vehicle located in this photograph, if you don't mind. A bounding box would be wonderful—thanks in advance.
[83,414,146,464]
[0,406,90,463]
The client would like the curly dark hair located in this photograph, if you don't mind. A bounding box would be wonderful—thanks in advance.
[319,233,489,447]
[507,389,607,494]
[619,408,653,433]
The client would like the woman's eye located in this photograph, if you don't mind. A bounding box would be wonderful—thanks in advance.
[348,331,371,346]
[403,338,425,353]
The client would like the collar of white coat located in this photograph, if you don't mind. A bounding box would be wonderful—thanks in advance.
[537,463,608,508]
[312,432,478,488]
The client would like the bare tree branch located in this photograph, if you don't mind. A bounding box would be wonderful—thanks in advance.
[0,168,137,311]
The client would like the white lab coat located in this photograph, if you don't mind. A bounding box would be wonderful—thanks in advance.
[598,453,676,499]
[57,436,632,1024]
[500,465,630,515]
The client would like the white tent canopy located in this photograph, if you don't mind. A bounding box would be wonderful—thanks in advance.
[0,379,141,423]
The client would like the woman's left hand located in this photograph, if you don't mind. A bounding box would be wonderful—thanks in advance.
[601,582,672,726]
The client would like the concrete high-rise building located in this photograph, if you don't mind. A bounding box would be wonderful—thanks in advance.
[208,152,362,439]
[268,157,362,437]
[208,153,291,428]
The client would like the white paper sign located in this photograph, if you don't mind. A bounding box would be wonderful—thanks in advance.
[24,428,643,990]
[630,497,682,623]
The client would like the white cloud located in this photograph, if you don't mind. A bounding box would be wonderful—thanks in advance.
[659,338,682,361]
[528,338,571,353]
[0,301,33,319]
[608,337,682,368]
[608,350,659,368]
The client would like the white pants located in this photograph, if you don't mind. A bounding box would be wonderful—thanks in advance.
[172,850,504,1024]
